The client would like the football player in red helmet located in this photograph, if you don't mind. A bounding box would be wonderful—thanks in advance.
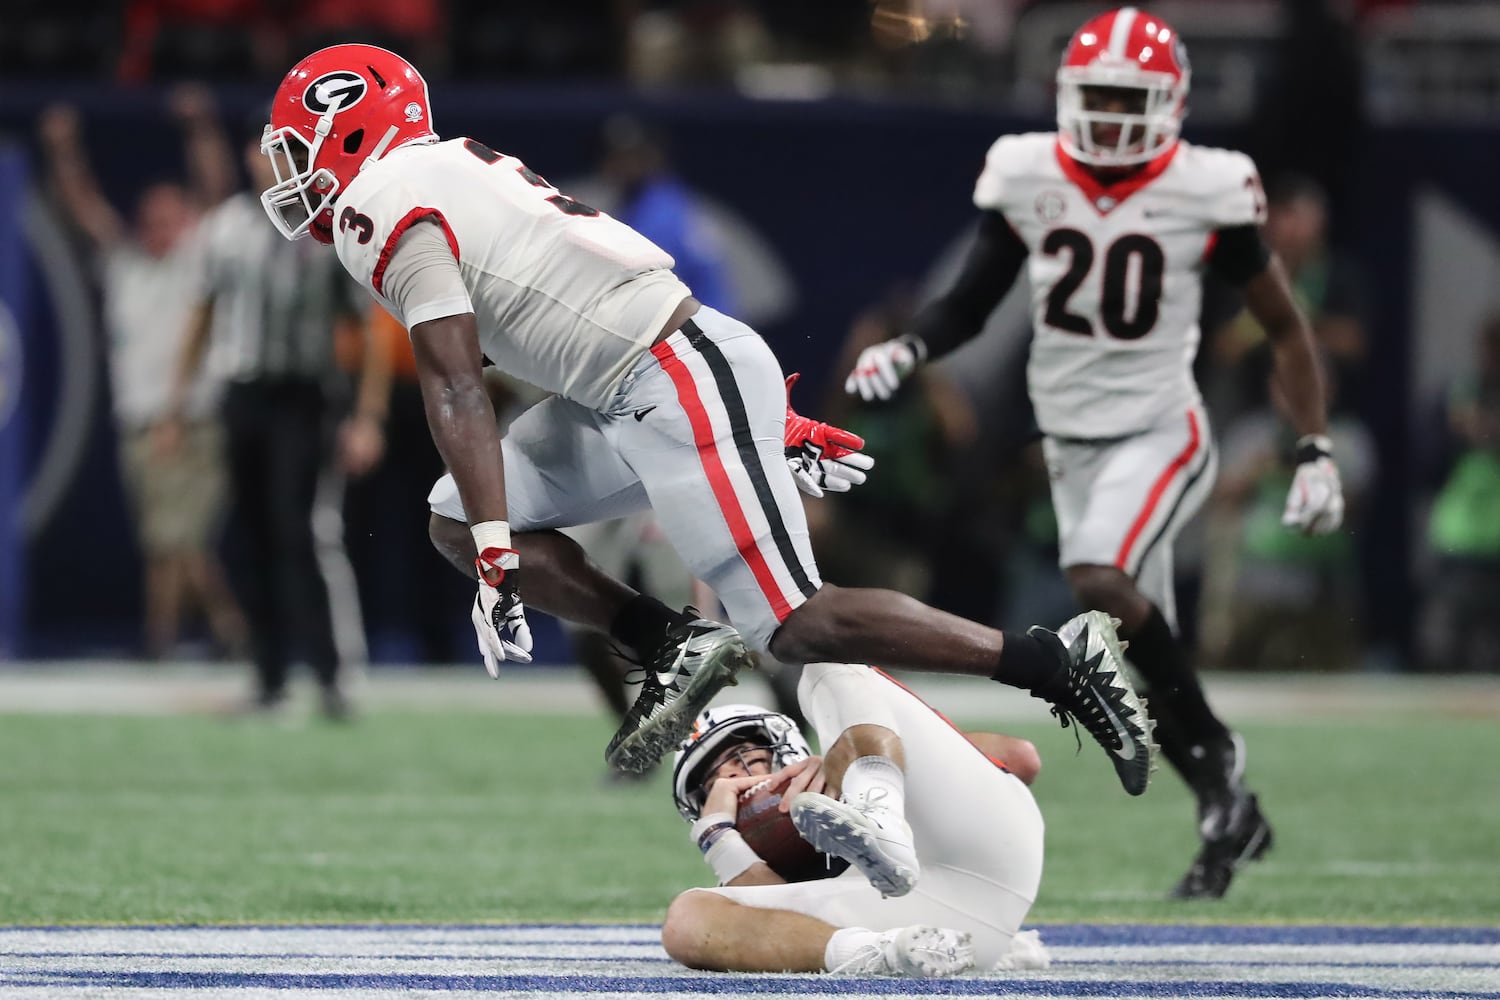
[260,43,437,245]
[845,8,1345,899]
[1055,7,1189,170]
[254,44,1158,813]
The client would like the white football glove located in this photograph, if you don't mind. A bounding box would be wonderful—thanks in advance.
[783,373,875,498]
[844,335,927,402]
[471,547,533,676]
[1282,436,1345,536]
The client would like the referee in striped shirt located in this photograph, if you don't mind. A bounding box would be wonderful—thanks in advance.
[161,115,390,720]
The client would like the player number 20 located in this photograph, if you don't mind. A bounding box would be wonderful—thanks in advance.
[1041,229,1165,341]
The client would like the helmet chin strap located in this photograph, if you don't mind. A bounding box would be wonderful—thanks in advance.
[361,125,402,174]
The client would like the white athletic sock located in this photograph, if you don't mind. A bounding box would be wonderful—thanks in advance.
[824,926,881,971]
[841,755,906,813]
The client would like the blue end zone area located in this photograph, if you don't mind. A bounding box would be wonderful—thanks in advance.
[1,924,1497,999]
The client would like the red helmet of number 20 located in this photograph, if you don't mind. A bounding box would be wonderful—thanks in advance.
[261,44,438,244]
[1056,7,1189,168]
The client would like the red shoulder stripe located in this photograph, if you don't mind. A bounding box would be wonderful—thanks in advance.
[371,207,460,296]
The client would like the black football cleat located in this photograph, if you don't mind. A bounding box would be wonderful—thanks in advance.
[1171,734,1274,899]
[1030,610,1157,796]
[605,611,752,774]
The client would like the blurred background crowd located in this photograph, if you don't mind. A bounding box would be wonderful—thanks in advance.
[2,0,1499,703]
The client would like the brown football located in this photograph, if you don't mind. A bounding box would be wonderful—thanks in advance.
[736,782,832,883]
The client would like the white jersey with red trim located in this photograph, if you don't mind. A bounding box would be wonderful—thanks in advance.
[332,137,691,409]
[974,132,1265,438]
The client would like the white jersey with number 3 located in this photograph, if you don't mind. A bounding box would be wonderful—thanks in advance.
[974,132,1265,439]
[331,137,691,408]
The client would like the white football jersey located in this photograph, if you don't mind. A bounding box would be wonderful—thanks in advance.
[974,132,1266,438]
[333,138,691,408]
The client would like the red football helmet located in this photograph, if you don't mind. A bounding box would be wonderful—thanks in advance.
[260,43,437,243]
[1056,7,1189,168]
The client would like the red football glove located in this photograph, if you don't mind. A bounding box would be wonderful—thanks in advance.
[783,374,875,498]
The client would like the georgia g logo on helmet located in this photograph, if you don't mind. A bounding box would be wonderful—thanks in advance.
[303,71,368,115]
[260,44,437,244]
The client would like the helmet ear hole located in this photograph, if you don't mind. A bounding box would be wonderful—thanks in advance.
[342,128,365,155]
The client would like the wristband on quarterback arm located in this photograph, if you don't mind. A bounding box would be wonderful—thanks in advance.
[691,813,763,884]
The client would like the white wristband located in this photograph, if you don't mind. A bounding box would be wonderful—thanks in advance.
[471,520,511,554]
[704,829,763,885]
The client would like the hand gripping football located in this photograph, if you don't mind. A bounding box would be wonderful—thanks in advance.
[736,779,831,883]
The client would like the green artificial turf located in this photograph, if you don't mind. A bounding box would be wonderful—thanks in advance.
[1,710,1495,926]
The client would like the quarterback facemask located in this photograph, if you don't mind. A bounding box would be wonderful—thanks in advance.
[672,704,811,821]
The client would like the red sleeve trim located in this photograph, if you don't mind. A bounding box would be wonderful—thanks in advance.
[371,207,460,297]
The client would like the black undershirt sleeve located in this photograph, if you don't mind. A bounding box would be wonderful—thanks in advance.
[909,210,1028,361]
[1206,224,1272,286]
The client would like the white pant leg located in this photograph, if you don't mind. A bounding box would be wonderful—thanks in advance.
[426,393,651,529]
[1047,406,1216,618]
[607,307,821,651]
[707,663,1044,970]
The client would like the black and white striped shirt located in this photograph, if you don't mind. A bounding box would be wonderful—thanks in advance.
[198,193,363,383]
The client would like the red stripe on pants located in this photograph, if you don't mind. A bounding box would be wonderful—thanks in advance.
[650,339,794,621]
[1114,410,1202,570]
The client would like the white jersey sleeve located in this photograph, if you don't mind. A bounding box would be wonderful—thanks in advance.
[329,173,450,318]
[1187,147,1267,229]
[376,221,474,329]
[972,133,1052,217]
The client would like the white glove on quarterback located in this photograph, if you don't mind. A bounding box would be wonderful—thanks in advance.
[844,335,927,402]
[472,547,533,675]
[1282,435,1345,535]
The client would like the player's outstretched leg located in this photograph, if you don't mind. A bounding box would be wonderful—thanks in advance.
[787,671,920,895]
[826,926,976,978]
[767,586,1156,795]
[1030,610,1158,796]
[605,610,755,773]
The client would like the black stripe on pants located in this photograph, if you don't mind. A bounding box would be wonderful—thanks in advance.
[682,320,819,602]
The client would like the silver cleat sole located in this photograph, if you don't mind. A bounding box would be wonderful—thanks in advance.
[605,640,750,773]
[789,793,917,898]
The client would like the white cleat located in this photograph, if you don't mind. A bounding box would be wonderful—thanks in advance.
[830,925,975,977]
[789,790,919,897]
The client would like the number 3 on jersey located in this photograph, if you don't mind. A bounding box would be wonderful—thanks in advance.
[1042,228,1165,340]
[463,139,599,217]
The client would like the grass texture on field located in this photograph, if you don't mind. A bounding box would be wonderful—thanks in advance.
[1,709,1496,926]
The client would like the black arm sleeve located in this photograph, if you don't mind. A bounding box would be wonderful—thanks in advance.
[908,210,1028,361]
[1207,224,1272,286]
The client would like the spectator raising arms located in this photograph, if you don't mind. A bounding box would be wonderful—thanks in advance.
[37,91,246,662]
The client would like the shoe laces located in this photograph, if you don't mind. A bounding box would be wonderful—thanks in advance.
[847,787,895,825]
[829,936,896,976]
[1052,664,1136,757]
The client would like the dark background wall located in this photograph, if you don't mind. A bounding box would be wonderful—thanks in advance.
[1,84,1495,662]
